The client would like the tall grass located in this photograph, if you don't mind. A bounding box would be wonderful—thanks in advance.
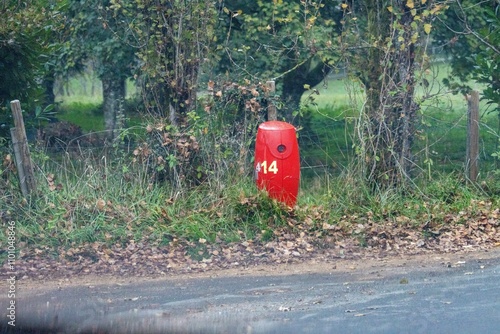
[1,143,297,249]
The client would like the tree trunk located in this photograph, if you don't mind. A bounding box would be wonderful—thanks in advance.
[282,56,330,123]
[360,0,418,190]
[102,76,126,141]
[43,73,56,107]
[282,75,305,122]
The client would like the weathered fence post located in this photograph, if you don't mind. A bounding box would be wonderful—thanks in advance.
[10,100,37,197]
[266,80,277,121]
[466,90,480,183]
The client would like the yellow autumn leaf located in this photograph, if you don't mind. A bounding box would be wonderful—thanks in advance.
[431,5,443,15]
[406,0,415,9]
[387,5,393,13]
[421,0,427,4]
[411,32,419,44]
[424,23,432,34]
[341,3,348,9]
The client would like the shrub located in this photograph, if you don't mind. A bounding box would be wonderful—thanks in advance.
[133,80,271,191]
[132,120,202,187]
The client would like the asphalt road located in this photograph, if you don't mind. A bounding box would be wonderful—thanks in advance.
[2,251,500,334]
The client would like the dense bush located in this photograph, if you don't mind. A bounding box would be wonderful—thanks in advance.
[132,81,272,190]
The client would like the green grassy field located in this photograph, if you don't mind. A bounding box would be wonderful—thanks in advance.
[55,74,138,131]
[55,73,137,105]
[298,63,499,177]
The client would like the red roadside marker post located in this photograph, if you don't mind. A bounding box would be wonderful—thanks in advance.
[254,121,300,207]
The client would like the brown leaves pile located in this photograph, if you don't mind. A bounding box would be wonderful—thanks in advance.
[313,200,500,256]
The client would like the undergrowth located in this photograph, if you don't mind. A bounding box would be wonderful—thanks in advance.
[1,141,498,258]
[0,146,294,251]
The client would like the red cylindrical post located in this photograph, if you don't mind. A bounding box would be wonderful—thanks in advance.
[254,121,300,207]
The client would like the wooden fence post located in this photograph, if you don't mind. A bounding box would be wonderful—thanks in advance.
[266,80,277,121]
[466,90,480,183]
[10,100,37,197]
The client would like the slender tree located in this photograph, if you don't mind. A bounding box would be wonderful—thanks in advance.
[66,0,136,140]
[108,0,217,125]
[338,0,446,189]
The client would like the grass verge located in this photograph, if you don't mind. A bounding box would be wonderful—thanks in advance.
[1,143,499,266]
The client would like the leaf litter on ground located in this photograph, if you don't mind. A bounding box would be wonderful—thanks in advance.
[2,198,499,281]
